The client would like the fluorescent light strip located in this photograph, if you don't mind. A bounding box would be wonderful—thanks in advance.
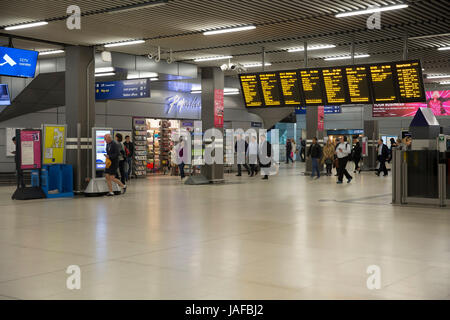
[95,67,115,73]
[107,0,168,14]
[95,72,115,77]
[242,63,272,68]
[39,50,64,56]
[287,44,336,52]
[104,40,145,48]
[150,78,159,81]
[5,21,48,31]
[127,71,158,79]
[427,75,450,79]
[194,55,233,62]
[335,4,408,18]
[191,88,239,94]
[440,81,450,85]
[324,54,370,61]
[203,25,255,36]
[437,46,450,51]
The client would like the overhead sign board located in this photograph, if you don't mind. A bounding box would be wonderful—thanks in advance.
[0,46,38,78]
[95,79,150,100]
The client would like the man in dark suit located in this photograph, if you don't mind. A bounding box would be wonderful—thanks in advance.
[235,134,250,176]
[376,139,389,176]
[259,134,272,180]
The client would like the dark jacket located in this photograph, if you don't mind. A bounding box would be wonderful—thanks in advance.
[106,140,121,162]
[377,144,389,161]
[286,141,292,153]
[352,142,362,160]
[308,143,322,159]
[259,141,272,168]
[123,141,134,158]
[234,140,248,153]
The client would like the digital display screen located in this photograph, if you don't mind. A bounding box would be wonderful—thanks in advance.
[0,46,38,78]
[322,67,347,104]
[96,79,150,100]
[279,71,302,106]
[259,73,282,106]
[95,129,112,170]
[395,61,425,103]
[239,74,264,107]
[370,64,398,103]
[0,84,11,106]
[346,66,371,103]
[300,69,325,105]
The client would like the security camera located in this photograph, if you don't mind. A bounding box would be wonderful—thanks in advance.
[147,53,153,60]
[229,64,238,71]
[220,64,229,71]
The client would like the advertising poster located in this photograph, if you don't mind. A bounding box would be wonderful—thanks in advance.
[373,90,450,117]
[214,89,224,128]
[95,129,111,170]
[20,130,41,170]
[318,106,325,131]
[43,125,66,164]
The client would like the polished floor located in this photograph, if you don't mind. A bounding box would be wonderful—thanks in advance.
[0,163,449,300]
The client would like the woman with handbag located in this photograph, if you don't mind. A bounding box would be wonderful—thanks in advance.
[322,139,335,176]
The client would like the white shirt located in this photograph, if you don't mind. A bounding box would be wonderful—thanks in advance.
[336,142,351,159]
[248,141,258,155]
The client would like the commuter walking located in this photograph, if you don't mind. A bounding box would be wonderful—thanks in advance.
[291,140,297,161]
[177,137,186,180]
[307,137,322,179]
[352,139,362,173]
[376,139,389,176]
[300,138,306,162]
[247,135,258,177]
[115,133,126,185]
[235,134,250,176]
[333,138,340,176]
[12,136,25,189]
[336,136,353,184]
[123,135,134,181]
[388,138,397,163]
[259,134,272,180]
[285,139,294,164]
[104,134,127,196]
[322,139,335,176]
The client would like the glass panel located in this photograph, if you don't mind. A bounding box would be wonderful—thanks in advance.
[406,151,439,199]
[447,153,450,200]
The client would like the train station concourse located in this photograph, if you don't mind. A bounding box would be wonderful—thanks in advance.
[0,0,449,306]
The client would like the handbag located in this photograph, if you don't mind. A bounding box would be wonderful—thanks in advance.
[105,158,112,169]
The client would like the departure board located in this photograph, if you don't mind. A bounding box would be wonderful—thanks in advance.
[322,68,347,104]
[259,73,282,106]
[345,66,371,103]
[395,61,425,103]
[370,64,398,103]
[239,74,263,107]
[300,69,325,105]
[279,71,302,105]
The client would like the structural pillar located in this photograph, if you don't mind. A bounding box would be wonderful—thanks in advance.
[305,105,319,174]
[201,67,224,182]
[65,45,95,192]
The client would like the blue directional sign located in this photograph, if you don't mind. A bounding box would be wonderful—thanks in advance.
[0,47,39,78]
[95,79,150,100]
[295,106,342,114]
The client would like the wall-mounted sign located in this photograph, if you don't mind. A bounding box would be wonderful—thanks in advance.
[295,106,342,114]
[0,47,39,78]
[214,89,224,128]
[19,129,42,170]
[43,125,66,164]
[165,94,201,115]
[251,122,263,128]
[95,79,150,100]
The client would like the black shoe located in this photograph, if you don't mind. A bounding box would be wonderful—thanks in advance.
[347,177,353,183]
[107,192,114,197]
[122,186,127,194]
[375,172,380,176]
[236,174,242,176]
[262,176,268,180]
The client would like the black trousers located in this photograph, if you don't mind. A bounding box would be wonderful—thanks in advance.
[16,169,25,188]
[286,151,293,163]
[353,157,361,170]
[237,163,250,175]
[118,160,126,184]
[338,157,352,182]
[377,157,388,176]
[326,163,332,174]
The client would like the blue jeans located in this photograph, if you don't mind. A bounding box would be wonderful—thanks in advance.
[311,158,320,178]
[126,157,132,180]
[179,162,185,179]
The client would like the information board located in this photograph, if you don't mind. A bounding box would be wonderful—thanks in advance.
[0,84,11,105]
[259,72,282,106]
[299,69,325,105]
[295,106,341,114]
[19,129,42,170]
[94,128,112,170]
[395,61,425,103]
[43,125,66,164]
[345,66,371,103]
[239,74,264,107]
[369,64,398,103]
[279,71,302,106]
[322,67,347,104]
[0,47,38,78]
[95,79,150,100]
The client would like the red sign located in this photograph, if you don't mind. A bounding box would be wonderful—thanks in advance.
[214,89,224,128]
[20,129,42,170]
[318,106,325,131]
[373,90,450,117]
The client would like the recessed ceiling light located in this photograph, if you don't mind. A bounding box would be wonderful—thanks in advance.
[242,62,272,68]
[127,71,158,79]
[203,25,256,36]
[150,77,159,81]
[107,0,168,14]
[95,67,115,73]
[335,4,408,18]
[287,44,336,52]
[95,72,115,77]
[194,55,233,62]
[427,75,450,79]
[4,21,48,31]
[437,46,450,51]
[39,50,64,55]
[324,54,370,61]
[104,40,145,48]
[439,81,450,85]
